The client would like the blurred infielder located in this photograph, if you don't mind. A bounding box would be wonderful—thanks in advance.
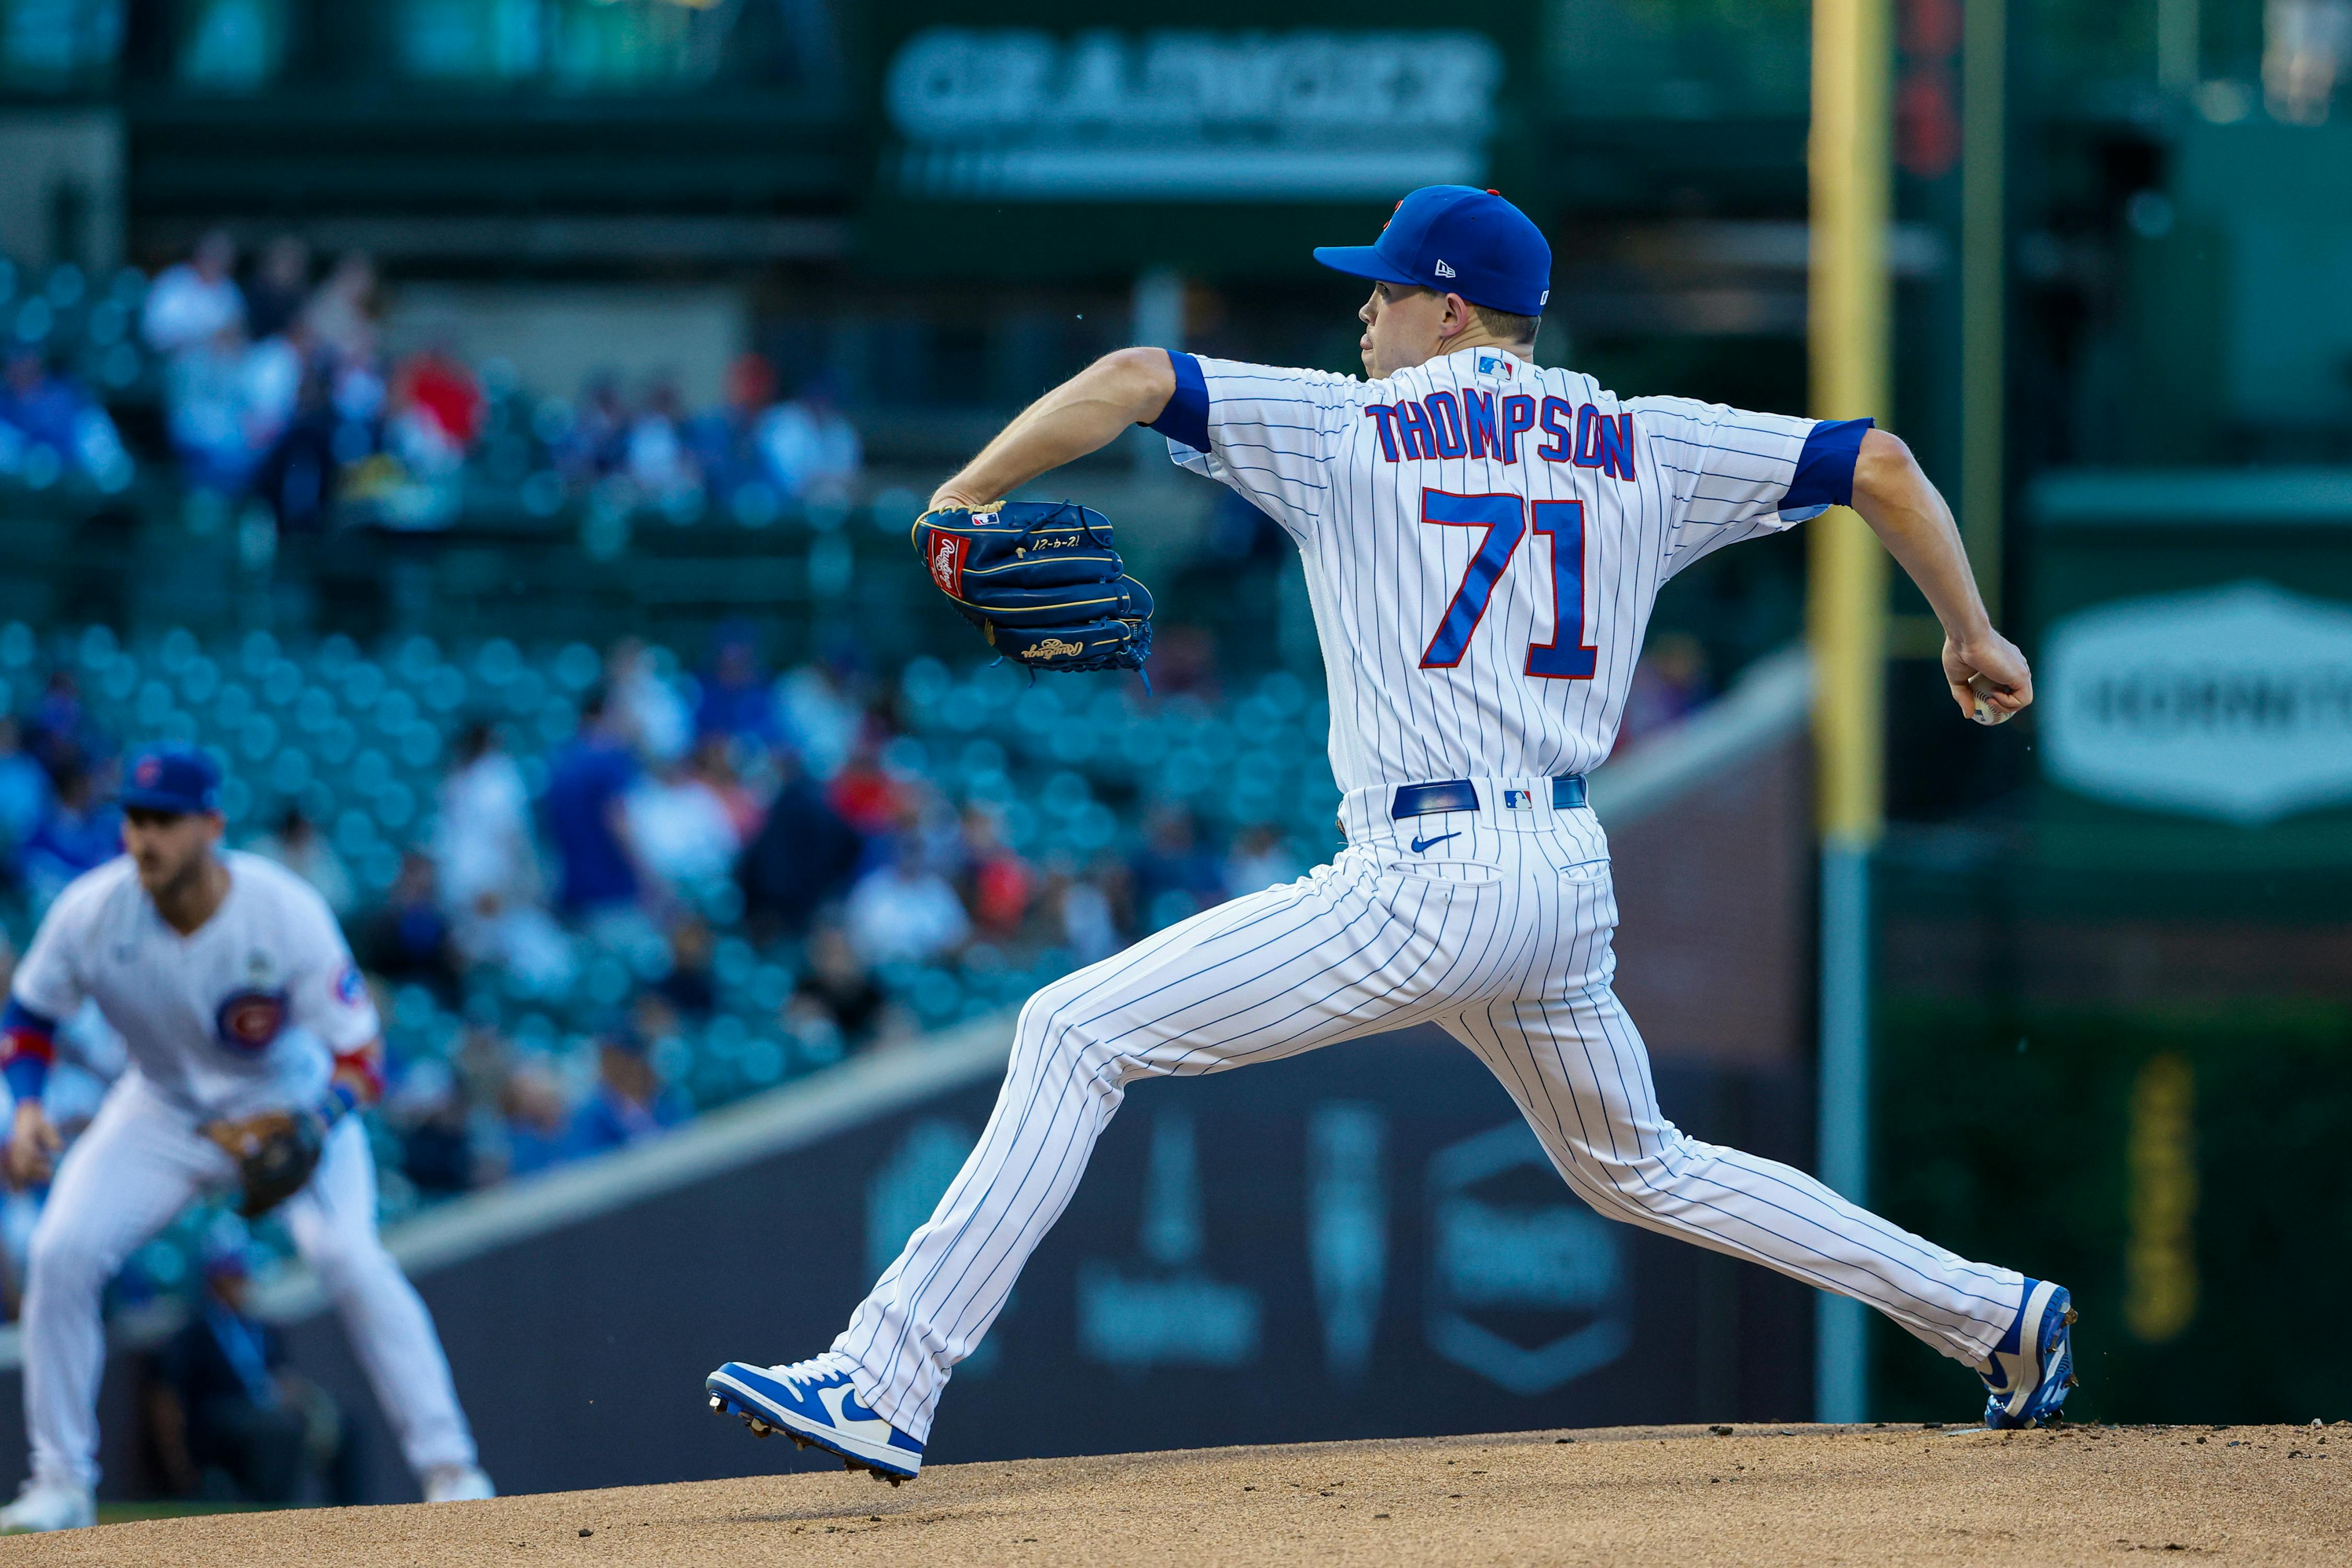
[708,187,2074,1481]
[0,747,492,1532]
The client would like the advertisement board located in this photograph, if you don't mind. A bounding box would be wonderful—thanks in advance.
[854,2,1539,279]
[2041,582,2352,827]
[885,27,1504,202]
[2026,471,2352,881]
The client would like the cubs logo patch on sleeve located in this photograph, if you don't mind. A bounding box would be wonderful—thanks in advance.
[334,960,366,1007]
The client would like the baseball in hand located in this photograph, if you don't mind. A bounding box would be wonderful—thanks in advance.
[1968,673,2014,726]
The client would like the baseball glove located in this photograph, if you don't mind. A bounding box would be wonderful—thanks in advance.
[205,1109,328,1218]
[913,501,1153,675]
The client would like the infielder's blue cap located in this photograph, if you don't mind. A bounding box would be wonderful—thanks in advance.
[1313,186,1552,318]
[118,744,223,815]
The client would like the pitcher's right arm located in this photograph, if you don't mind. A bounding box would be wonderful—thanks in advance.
[1849,429,2032,723]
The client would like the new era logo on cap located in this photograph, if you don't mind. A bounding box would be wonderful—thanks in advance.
[1310,186,1553,318]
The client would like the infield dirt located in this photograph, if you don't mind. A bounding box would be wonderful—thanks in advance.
[5,1422,2346,1566]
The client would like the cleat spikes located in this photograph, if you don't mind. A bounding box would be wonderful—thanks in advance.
[843,1457,858,1473]
[709,1395,725,1414]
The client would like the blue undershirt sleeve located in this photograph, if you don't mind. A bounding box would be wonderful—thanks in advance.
[1784,417,1875,510]
[1144,350,1210,454]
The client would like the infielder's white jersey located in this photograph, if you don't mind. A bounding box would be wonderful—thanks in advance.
[1159,345,1850,792]
[10,851,378,1120]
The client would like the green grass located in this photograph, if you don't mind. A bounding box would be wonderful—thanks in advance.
[96,1500,278,1525]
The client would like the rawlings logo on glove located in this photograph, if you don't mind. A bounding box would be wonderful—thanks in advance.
[928,533,967,597]
[912,500,1153,677]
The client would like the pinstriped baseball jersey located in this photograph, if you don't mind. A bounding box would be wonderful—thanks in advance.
[1152,345,1864,792]
[805,333,2031,1457]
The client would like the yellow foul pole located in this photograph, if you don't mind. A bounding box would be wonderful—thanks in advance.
[1808,0,1892,1425]
[1811,0,1891,850]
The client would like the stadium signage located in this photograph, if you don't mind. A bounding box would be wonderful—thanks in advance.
[1424,1121,1629,1394]
[2042,581,2352,825]
[885,27,1502,200]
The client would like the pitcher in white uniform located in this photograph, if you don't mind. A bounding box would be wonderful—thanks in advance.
[0,746,492,1532]
[705,187,2075,1482]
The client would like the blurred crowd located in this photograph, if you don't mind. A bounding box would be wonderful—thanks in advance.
[142,229,863,531]
[0,621,1344,1295]
[0,227,1728,1374]
[0,611,1715,1226]
[0,255,139,495]
[0,230,866,531]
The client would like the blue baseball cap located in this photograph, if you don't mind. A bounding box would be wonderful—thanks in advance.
[1313,186,1553,318]
[119,744,223,815]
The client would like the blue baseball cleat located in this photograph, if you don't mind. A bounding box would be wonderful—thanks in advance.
[706,1353,924,1484]
[1979,1277,2078,1428]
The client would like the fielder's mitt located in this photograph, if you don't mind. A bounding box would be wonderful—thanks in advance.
[913,501,1153,675]
[205,1109,328,1218]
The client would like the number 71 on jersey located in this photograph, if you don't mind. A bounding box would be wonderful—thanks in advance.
[1417,489,1597,678]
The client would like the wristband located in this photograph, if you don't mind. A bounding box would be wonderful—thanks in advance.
[3,998,57,1104]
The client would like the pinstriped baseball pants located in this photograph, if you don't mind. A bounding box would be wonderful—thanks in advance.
[836,779,2021,1441]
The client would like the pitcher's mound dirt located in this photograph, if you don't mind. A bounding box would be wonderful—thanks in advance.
[8,1422,2348,1566]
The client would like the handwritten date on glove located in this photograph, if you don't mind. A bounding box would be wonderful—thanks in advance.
[204,1108,328,1218]
[913,500,1154,676]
